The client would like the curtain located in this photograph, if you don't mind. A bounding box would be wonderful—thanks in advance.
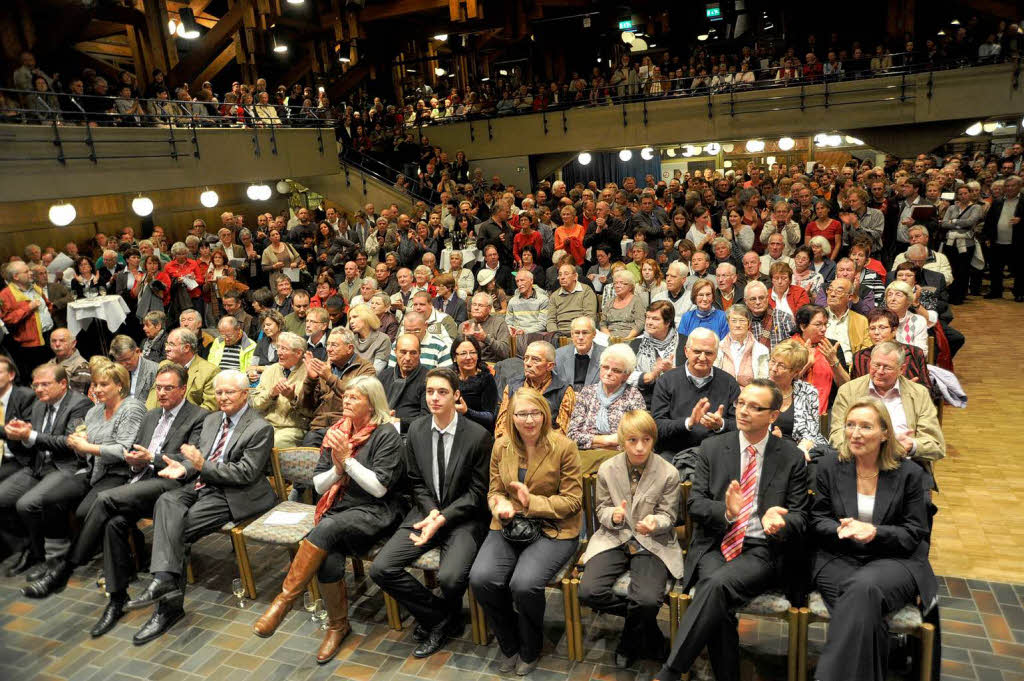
[561,151,662,190]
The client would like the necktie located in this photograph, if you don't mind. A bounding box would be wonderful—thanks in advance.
[721,445,759,562]
[150,410,173,458]
[195,416,231,491]
[435,429,446,501]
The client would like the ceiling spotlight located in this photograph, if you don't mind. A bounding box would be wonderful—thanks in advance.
[721,143,734,153]
[630,39,648,52]
[199,189,219,208]
[684,145,701,157]
[745,139,764,153]
[48,202,76,227]
[965,121,983,136]
[621,31,636,44]
[247,184,266,201]
[641,147,654,160]
[578,152,592,166]
[433,33,448,41]
[480,76,490,81]
[131,196,154,217]
[286,0,305,4]
[666,148,676,157]
[596,57,602,63]
[950,19,960,25]
[982,122,1000,133]
[499,69,508,76]
[176,8,200,39]
[844,135,864,145]
[167,19,177,35]
[778,136,795,151]
[826,134,842,147]
[697,33,709,41]
[276,180,292,194]
[813,133,829,146]
[619,149,633,162]
[704,142,721,155]
[435,67,446,76]
[272,33,288,53]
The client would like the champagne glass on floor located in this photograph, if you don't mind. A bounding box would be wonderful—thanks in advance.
[316,599,327,631]
[232,578,246,608]
[304,591,318,622]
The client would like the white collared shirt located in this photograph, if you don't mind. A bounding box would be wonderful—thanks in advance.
[430,413,459,497]
[826,306,853,364]
[868,380,910,440]
[736,431,769,540]
[772,288,793,318]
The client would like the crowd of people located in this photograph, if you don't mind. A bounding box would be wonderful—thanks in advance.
[0,131,1020,680]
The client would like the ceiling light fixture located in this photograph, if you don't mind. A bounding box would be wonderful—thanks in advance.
[433,33,448,41]
[965,122,983,136]
[666,148,676,157]
[498,69,508,76]
[704,142,721,155]
[745,139,765,153]
[176,8,200,39]
[578,152,592,166]
[434,67,446,76]
[621,31,636,44]
[199,189,219,208]
[641,147,654,160]
[982,122,1000,133]
[48,202,76,227]
[778,136,795,151]
[619,149,633,162]
[131,195,154,217]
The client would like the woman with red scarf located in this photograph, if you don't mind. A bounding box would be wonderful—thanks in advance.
[253,376,404,664]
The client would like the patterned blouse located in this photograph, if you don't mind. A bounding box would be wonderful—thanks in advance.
[787,381,830,450]
[567,383,647,450]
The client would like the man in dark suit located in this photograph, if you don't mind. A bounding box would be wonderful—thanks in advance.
[370,368,493,657]
[0,363,91,577]
[652,328,740,459]
[433,274,468,326]
[22,365,207,638]
[656,380,810,681]
[110,335,159,402]
[378,334,429,434]
[553,317,605,391]
[124,369,277,644]
[982,175,1024,300]
[0,355,35,560]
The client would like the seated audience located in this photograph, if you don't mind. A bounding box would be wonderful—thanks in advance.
[712,262,743,312]
[369,292,400,342]
[795,304,850,414]
[378,334,429,433]
[369,368,494,658]
[348,304,391,372]
[108,334,158,401]
[251,310,284,378]
[432,273,468,324]
[389,311,452,370]
[811,396,936,681]
[49,327,92,394]
[807,236,837,285]
[282,290,311,336]
[299,327,376,448]
[506,270,550,337]
[140,311,168,363]
[713,304,769,386]
[567,343,647,474]
[208,316,256,371]
[495,341,575,436]
[768,262,810,318]
[254,376,404,663]
[883,280,929,351]
[251,331,311,448]
[677,280,729,341]
[629,301,685,409]
[554,317,605,392]
[146,328,219,412]
[304,306,330,361]
[653,260,693,326]
[468,387,582,676]
[851,310,932,390]
[759,233,794,275]
[653,328,740,458]
[547,264,598,337]
[178,308,214,359]
[744,281,795,350]
[578,410,683,668]
[823,278,872,366]
[600,270,646,340]
[449,335,499,430]
[765,339,830,458]
[459,292,511,363]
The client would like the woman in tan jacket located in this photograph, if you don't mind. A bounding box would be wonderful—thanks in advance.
[469,387,582,676]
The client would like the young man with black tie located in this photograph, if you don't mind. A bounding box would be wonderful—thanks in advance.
[369,367,493,657]
[22,364,207,638]
[655,379,810,681]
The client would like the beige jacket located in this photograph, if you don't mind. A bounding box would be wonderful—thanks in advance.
[581,452,685,578]
[251,361,312,431]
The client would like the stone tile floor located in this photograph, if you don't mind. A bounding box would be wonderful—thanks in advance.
[1,534,1022,681]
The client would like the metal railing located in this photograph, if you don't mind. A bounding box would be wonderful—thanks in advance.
[341,150,437,204]
[0,87,336,165]
[399,52,1018,126]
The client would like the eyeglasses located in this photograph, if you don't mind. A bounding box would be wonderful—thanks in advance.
[513,411,544,421]
[869,363,899,374]
[455,351,478,358]
[734,399,773,413]
[214,388,245,397]
[688,349,715,358]
[599,364,627,375]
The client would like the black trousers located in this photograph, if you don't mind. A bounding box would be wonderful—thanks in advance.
[307,506,397,583]
[468,530,578,663]
[946,247,972,304]
[15,468,90,560]
[987,244,1023,297]
[301,428,327,448]
[369,519,485,628]
[0,463,35,556]
[578,545,671,657]
[69,477,181,594]
[150,485,232,609]
[813,555,918,681]
[660,544,776,681]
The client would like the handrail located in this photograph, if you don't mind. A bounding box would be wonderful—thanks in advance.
[342,151,436,204]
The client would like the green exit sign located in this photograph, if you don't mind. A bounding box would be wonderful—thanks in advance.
[618,19,633,30]
[706,7,722,18]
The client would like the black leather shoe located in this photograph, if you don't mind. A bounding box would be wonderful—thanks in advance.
[125,578,181,611]
[22,561,73,598]
[24,559,53,582]
[132,606,184,645]
[412,623,429,641]
[413,619,451,658]
[5,551,42,578]
[91,599,126,637]
[445,615,466,639]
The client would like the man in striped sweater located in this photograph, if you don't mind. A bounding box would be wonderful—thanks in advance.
[506,270,549,336]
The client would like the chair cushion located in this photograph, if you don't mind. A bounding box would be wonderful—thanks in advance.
[808,591,922,632]
[278,448,321,487]
[241,501,315,546]
[740,591,792,616]
[411,548,441,571]
[611,570,675,598]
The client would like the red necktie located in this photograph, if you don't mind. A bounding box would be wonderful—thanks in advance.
[195,417,231,491]
[721,445,759,561]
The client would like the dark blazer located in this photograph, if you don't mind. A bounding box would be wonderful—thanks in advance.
[713,287,745,311]
[134,401,208,472]
[473,262,515,294]
[810,454,937,611]
[434,295,468,325]
[0,386,36,463]
[45,281,71,327]
[652,367,741,455]
[185,407,278,521]
[404,414,493,527]
[982,196,1024,248]
[553,342,605,390]
[377,364,428,434]
[131,356,159,402]
[684,431,810,592]
[14,390,92,472]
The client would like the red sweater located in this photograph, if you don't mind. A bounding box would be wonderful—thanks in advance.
[514,230,544,265]
[164,258,206,299]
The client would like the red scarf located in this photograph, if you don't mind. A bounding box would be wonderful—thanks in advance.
[313,417,378,524]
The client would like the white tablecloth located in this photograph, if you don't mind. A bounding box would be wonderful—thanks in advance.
[67,295,130,337]
[441,246,482,271]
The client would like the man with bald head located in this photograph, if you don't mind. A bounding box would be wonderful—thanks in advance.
[823,278,871,365]
[494,340,575,435]
[2,261,55,384]
[391,311,452,370]
[460,292,510,362]
[48,328,91,394]
[378,333,429,434]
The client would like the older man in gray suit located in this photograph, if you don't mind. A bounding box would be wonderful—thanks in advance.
[125,369,277,645]
[554,316,605,392]
[109,335,159,401]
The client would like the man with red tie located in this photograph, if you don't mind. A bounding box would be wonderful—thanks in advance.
[655,379,809,681]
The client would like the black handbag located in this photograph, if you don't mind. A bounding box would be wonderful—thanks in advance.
[501,514,544,545]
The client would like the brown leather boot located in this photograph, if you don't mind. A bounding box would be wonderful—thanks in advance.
[315,579,351,664]
[253,540,327,637]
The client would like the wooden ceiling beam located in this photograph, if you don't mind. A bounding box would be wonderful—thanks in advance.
[75,41,134,58]
[79,21,128,42]
[92,4,147,29]
[359,0,448,22]
[167,0,247,86]
[190,44,235,92]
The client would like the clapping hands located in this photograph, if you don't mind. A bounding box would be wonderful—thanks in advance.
[837,518,876,543]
